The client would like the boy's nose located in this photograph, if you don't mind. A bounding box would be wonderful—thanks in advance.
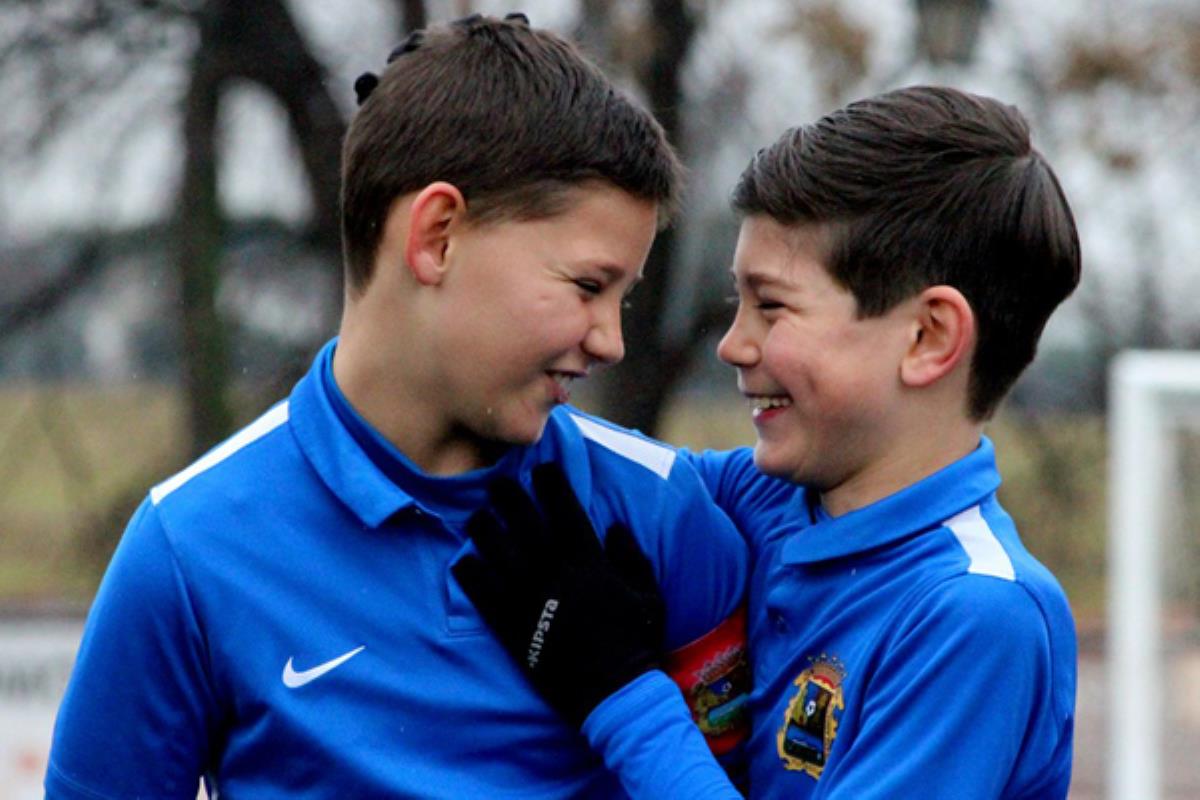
[584,302,625,365]
[716,310,759,367]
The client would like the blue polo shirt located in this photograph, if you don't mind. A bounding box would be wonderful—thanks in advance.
[46,340,748,799]
[589,438,1077,799]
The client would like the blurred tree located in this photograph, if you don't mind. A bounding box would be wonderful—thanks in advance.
[913,0,992,65]
[11,0,1193,445]
[781,2,871,103]
[574,0,614,65]
[592,0,699,435]
[1025,7,1200,406]
[0,0,735,442]
[0,0,425,580]
[593,0,997,435]
[0,0,425,458]
[175,0,347,455]
[587,0,743,436]
[0,242,104,341]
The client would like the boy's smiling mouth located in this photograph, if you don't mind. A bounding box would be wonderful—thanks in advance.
[746,394,793,419]
[547,370,584,403]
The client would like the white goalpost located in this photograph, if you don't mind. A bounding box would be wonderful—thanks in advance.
[1108,350,1200,799]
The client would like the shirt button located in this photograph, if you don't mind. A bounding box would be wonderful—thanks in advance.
[769,610,788,632]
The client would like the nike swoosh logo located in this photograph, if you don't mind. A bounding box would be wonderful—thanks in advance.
[282,645,365,689]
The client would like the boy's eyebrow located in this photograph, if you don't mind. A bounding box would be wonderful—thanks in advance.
[730,265,783,291]
[592,263,643,287]
[609,264,641,280]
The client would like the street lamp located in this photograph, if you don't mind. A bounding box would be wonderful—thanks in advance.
[914,0,993,65]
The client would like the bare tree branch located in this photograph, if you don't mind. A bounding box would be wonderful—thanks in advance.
[199,0,345,253]
[595,0,698,435]
[0,0,190,161]
[175,0,233,456]
[0,243,106,340]
[396,0,427,32]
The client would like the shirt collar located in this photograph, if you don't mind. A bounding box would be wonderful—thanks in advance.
[290,340,545,529]
[288,339,418,527]
[780,437,1001,565]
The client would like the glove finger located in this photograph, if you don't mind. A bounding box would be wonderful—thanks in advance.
[531,463,602,560]
[604,523,666,643]
[451,553,505,613]
[603,524,659,597]
[487,475,553,554]
[465,507,523,577]
[451,555,530,656]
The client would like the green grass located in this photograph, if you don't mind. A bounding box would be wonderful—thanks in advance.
[0,384,1114,624]
[990,413,1108,627]
[0,383,187,606]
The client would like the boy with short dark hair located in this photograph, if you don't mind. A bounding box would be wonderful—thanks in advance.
[46,14,747,799]
[461,85,1081,798]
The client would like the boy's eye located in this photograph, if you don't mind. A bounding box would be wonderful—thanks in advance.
[756,300,784,311]
[573,278,602,295]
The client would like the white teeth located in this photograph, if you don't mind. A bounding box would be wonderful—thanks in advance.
[550,372,577,388]
[748,395,792,413]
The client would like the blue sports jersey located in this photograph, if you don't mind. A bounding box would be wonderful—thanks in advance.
[590,437,1077,799]
[46,340,748,799]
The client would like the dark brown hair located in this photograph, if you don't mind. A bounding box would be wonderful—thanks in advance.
[341,14,682,292]
[732,85,1081,420]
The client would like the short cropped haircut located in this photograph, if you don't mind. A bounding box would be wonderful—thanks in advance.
[341,14,683,293]
[732,86,1081,420]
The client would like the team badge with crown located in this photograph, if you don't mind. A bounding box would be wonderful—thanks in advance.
[777,653,847,777]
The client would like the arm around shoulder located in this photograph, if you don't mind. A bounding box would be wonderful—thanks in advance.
[583,670,743,799]
[652,454,749,645]
[677,447,756,520]
[603,457,751,790]
[678,446,799,544]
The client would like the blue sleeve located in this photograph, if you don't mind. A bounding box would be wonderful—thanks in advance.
[582,671,742,799]
[46,499,218,799]
[679,447,798,549]
[597,450,747,649]
[583,437,750,791]
[677,448,753,517]
[815,577,1070,799]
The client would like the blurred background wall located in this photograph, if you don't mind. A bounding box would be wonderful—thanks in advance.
[0,0,1198,796]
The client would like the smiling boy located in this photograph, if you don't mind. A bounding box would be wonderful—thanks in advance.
[698,92,1081,793]
[460,85,1081,798]
[45,14,747,799]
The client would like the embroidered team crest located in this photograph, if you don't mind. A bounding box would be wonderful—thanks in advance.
[777,653,846,777]
[690,643,749,739]
[665,608,749,755]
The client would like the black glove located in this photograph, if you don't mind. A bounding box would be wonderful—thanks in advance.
[452,463,665,727]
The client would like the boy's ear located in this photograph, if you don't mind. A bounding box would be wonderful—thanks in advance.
[900,286,975,389]
[404,182,467,286]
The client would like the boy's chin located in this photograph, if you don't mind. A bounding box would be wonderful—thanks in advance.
[751,441,819,487]
[750,443,793,479]
[481,414,551,449]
